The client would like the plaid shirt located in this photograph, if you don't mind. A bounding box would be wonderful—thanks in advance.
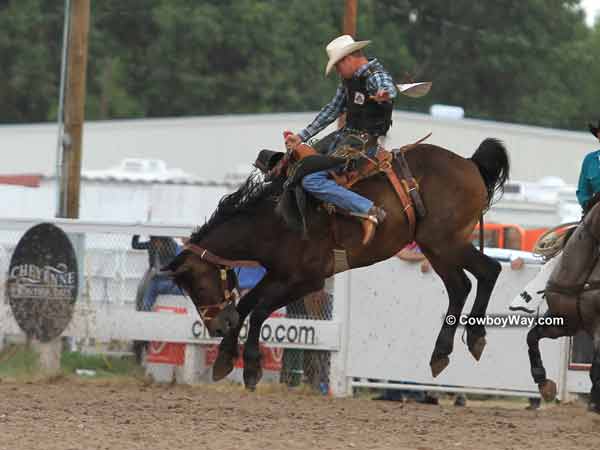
[298,58,397,142]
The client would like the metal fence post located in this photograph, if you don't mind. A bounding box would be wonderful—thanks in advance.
[179,344,204,384]
[329,272,352,397]
[558,336,572,402]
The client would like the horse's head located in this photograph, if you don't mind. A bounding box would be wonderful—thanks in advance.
[162,248,240,337]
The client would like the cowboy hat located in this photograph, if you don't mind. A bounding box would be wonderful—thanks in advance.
[325,35,371,76]
[396,81,433,98]
[589,120,600,138]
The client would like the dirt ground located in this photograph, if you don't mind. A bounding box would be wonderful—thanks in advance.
[1,379,599,450]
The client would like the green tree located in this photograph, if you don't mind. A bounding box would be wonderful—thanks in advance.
[0,0,598,132]
[388,0,589,125]
[577,22,600,126]
[0,0,62,123]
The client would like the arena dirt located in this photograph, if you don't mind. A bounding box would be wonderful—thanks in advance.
[1,379,599,450]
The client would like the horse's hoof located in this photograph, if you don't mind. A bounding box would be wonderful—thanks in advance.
[468,336,486,361]
[539,379,557,402]
[243,367,263,391]
[430,356,450,378]
[212,351,236,381]
[243,373,260,392]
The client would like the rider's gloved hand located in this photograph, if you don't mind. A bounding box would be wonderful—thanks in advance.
[369,89,391,103]
[283,130,301,150]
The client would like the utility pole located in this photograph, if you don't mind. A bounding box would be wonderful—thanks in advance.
[338,0,358,129]
[343,0,357,37]
[58,0,90,219]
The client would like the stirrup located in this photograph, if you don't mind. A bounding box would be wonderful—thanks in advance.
[349,206,386,224]
[349,211,379,224]
[350,207,386,245]
[360,219,377,245]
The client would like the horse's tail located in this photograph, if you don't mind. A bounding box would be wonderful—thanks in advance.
[470,138,510,211]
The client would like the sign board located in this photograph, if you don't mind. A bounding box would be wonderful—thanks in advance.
[204,312,286,371]
[146,305,187,366]
[6,223,78,341]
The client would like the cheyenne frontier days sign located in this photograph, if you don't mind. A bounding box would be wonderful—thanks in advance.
[6,223,78,341]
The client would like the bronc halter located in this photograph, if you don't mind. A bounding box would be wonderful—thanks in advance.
[182,243,261,323]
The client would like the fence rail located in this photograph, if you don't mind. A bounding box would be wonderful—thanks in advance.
[0,217,592,398]
[0,218,344,393]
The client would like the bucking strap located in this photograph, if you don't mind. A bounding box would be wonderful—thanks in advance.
[392,150,427,219]
[375,151,417,240]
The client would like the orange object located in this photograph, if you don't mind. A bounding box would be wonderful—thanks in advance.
[292,143,318,160]
[283,130,318,160]
[146,306,187,366]
[0,174,42,188]
[522,228,547,252]
[470,223,548,251]
[205,344,284,372]
[204,311,285,372]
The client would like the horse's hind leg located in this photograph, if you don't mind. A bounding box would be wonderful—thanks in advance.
[589,328,600,413]
[461,244,502,360]
[527,317,573,402]
[423,251,472,377]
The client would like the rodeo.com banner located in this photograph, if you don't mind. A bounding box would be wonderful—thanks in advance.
[191,316,317,346]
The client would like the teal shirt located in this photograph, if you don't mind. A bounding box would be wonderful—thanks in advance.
[576,150,600,209]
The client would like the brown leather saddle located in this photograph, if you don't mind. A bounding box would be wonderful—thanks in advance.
[255,136,428,240]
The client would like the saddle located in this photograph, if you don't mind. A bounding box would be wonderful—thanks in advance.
[254,137,427,241]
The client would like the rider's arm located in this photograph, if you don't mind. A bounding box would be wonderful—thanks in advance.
[366,69,397,99]
[298,85,347,142]
[131,235,149,250]
[576,154,593,209]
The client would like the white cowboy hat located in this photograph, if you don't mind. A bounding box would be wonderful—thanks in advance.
[325,35,371,76]
[396,81,433,98]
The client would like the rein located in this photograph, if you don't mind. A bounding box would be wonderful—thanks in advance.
[185,243,262,268]
[183,243,261,322]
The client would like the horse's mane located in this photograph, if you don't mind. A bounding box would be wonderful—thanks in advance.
[190,171,283,244]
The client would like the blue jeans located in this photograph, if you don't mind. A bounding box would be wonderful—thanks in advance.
[142,275,183,311]
[303,129,378,214]
[302,169,373,214]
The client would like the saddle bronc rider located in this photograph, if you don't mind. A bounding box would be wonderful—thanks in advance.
[284,35,397,245]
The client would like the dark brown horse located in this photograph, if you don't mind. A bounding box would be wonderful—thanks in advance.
[163,139,509,390]
[528,201,600,412]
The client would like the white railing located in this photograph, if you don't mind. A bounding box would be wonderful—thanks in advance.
[0,218,590,399]
[0,218,345,393]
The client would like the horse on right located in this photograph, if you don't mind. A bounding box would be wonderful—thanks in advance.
[528,200,600,413]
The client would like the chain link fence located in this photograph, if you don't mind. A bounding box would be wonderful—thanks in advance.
[280,283,333,393]
[0,220,334,392]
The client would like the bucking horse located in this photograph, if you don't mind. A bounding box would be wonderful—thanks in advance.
[162,137,510,390]
[527,199,600,413]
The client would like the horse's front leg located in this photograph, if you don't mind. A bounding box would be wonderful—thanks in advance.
[242,277,324,391]
[589,329,600,413]
[212,286,264,381]
[526,315,573,402]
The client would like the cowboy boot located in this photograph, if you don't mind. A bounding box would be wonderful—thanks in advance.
[361,206,386,245]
